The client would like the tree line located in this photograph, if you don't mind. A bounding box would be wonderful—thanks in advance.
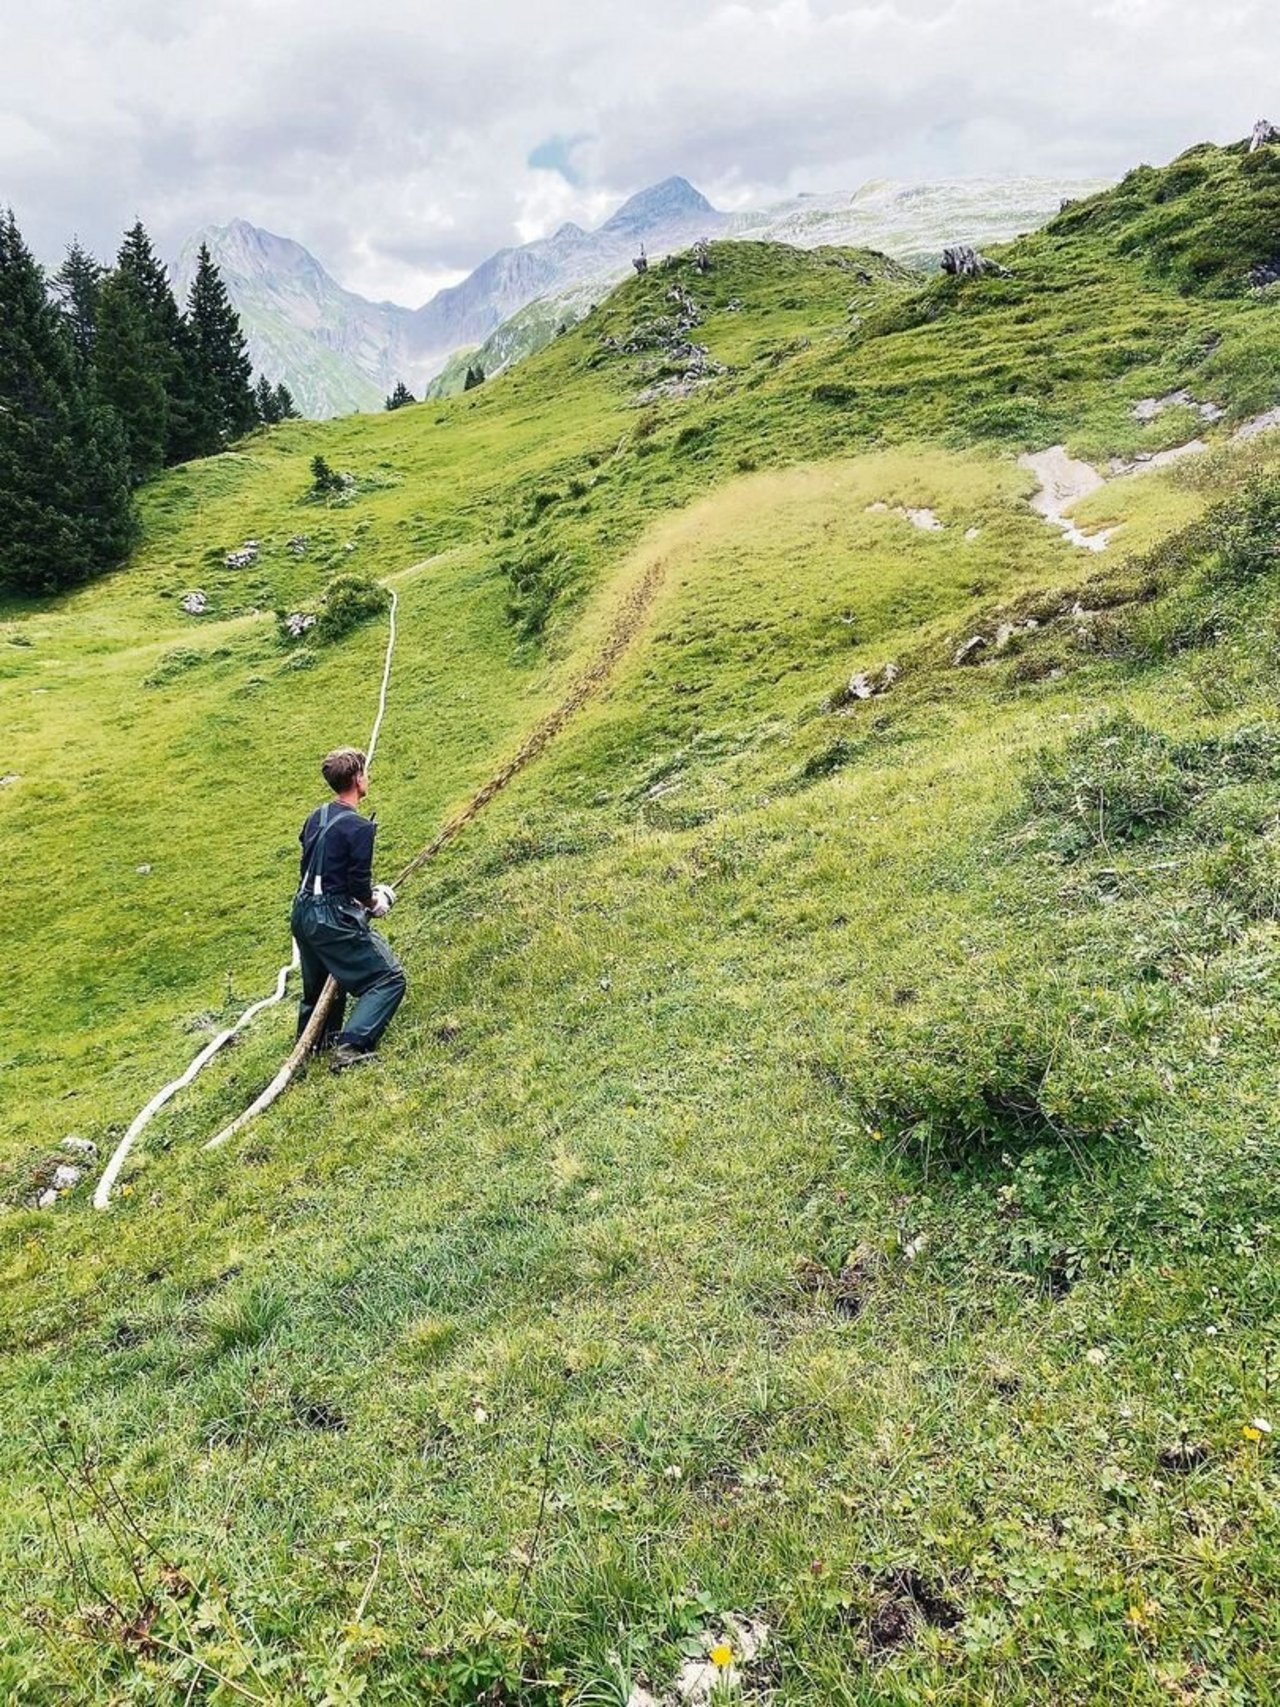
[1,209,298,595]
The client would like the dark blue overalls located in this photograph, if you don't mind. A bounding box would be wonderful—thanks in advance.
[290,804,407,1053]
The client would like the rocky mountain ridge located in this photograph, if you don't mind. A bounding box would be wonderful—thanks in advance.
[179,172,1106,416]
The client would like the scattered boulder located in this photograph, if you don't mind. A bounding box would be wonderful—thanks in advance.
[287,534,309,556]
[136,863,152,875]
[224,541,258,570]
[37,1189,59,1211]
[61,1137,98,1158]
[942,245,1010,278]
[180,590,209,615]
[1249,258,1280,290]
[836,661,899,706]
[0,774,19,787]
[953,634,989,666]
[51,1164,83,1192]
[994,618,1039,653]
[282,611,317,640]
[1132,390,1223,424]
[1249,119,1280,152]
[692,238,712,274]
[1235,408,1280,442]
[865,502,945,531]
[1109,439,1209,476]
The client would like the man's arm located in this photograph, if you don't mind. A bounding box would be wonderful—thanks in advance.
[347,816,376,907]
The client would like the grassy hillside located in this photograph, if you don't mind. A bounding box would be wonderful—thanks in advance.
[1,139,1279,1703]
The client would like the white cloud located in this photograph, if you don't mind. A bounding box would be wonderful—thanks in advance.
[2,0,1276,301]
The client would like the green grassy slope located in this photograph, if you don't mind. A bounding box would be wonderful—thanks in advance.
[1,141,1279,1703]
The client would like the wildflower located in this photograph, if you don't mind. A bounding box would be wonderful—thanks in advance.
[1242,1417,1271,1443]
[1085,1347,1107,1366]
[710,1643,733,1669]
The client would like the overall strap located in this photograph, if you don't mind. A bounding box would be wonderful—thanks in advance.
[299,803,335,898]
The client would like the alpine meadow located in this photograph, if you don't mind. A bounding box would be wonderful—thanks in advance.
[3,133,1280,1704]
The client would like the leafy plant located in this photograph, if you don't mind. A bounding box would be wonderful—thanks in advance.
[313,571,391,644]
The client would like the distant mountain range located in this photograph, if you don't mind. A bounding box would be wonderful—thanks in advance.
[176,172,1108,417]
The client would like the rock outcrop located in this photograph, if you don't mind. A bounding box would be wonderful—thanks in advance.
[942,245,1011,279]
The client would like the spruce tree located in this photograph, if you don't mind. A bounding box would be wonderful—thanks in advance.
[111,221,204,464]
[0,210,137,593]
[274,382,299,420]
[384,379,415,410]
[254,374,280,425]
[186,243,256,443]
[463,363,485,391]
[94,268,169,483]
[51,239,103,368]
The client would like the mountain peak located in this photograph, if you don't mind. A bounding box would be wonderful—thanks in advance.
[600,176,718,238]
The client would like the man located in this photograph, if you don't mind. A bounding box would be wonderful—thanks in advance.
[292,746,406,1071]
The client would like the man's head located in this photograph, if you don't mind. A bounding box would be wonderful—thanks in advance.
[321,746,369,800]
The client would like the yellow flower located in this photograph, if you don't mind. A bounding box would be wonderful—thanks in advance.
[1242,1425,1262,1443]
[710,1643,733,1669]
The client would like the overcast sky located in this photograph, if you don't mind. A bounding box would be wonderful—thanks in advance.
[2,0,1275,306]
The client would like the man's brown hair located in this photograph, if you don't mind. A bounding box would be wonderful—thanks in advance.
[321,747,367,791]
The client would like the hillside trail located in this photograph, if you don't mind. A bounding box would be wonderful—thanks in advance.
[93,583,403,1209]
[92,543,668,1205]
[203,553,667,1154]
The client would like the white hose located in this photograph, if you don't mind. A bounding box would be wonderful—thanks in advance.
[93,590,399,1209]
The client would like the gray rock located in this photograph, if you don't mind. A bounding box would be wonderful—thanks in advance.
[61,1137,98,1158]
[953,634,989,665]
[52,1165,83,1191]
[942,245,1010,279]
[37,1189,59,1210]
[180,590,209,615]
[1249,119,1279,152]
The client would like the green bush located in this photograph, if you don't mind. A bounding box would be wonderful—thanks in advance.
[1025,712,1192,856]
[1202,830,1280,920]
[849,1005,1149,1162]
[1202,476,1280,585]
[313,572,391,644]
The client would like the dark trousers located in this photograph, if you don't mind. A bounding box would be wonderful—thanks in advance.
[291,893,407,1053]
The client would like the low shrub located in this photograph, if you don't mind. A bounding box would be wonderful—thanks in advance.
[143,646,205,687]
[314,572,392,644]
[1201,475,1280,585]
[848,1005,1150,1162]
[1202,830,1280,920]
[1025,712,1193,856]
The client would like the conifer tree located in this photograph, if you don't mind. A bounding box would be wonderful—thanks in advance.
[274,381,299,420]
[110,220,204,464]
[186,243,256,443]
[463,363,485,391]
[254,374,280,425]
[384,379,415,410]
[94,268,169,483]
[51,239,103,368]
[0,210,137,593]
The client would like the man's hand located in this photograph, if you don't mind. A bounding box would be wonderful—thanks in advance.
[370,883,396,918]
